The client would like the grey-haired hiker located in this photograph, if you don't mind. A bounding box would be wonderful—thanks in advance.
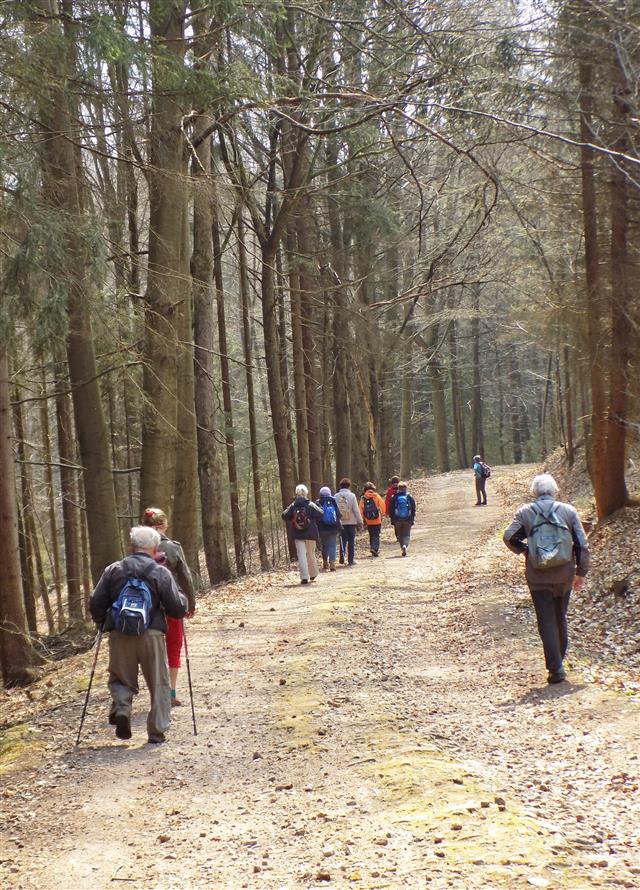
[282,484,324,584]
[89,526,187,744]
[503,473,589,684]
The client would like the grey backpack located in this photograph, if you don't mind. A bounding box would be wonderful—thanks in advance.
[528,502,574,570]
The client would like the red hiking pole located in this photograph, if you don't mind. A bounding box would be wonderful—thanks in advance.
[182,620,197,736]
[75,626,104,746]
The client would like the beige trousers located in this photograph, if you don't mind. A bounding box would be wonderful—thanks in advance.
[108,629,171,739]
[295,539,319,581]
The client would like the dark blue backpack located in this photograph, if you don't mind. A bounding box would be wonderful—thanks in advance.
[111,561,154,636]
[395,493,411,520]
[321,498,338,527]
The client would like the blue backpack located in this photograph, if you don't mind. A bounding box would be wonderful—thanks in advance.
[321,498,338,527]
[111,561,154,636]
[395,493,411,520]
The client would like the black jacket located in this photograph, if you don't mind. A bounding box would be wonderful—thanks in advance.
[89,552,187,633]
[282,497,324,540]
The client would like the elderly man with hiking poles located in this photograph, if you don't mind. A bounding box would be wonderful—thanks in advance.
[81,525,191,746]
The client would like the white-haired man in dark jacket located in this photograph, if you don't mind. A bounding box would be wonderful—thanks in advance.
[503,473,589,684]
[90,526,187,743]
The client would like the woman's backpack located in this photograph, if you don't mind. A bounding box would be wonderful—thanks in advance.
[395,493,411,520]
[363,497,380,521]
[321,499,338,527]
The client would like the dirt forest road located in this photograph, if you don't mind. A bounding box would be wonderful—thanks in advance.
[2,469,639,890]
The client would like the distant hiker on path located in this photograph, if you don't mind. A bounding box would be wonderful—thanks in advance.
[282,484,324,584]
[89,526,188,744]
[385,475,400,516]
[503,473,590,684]
[334,478,363,566]
[359,482,386,557]
[388,481,416,556]
[316,486,342,572]
[143,507,196,707]
[472,455,490,505]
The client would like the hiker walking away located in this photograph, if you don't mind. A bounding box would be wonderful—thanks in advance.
[388,481,416,556]
[316,485,342,572]
[282,484,324,584]
[89,526,187,744]
[385,475,400,516]
[334,477,363,566]
[142,507,196,707]
[472,454,490,505]
[359,482,386,557]
[503,473,589,684]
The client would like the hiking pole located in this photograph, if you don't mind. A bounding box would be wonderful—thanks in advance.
[75,625,104,747]
[182,620,197,736]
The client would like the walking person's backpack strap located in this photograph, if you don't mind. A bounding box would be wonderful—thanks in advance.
[528,502,574,570]
[111,558,156,636]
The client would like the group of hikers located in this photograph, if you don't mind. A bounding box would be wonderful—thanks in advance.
[87,458,589,747]
[280,476,417,583]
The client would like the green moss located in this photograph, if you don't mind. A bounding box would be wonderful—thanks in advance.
[0,724,44,775]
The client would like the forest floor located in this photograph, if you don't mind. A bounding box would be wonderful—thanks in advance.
[1,467,639,890]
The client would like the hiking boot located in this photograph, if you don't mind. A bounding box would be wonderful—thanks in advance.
[329,561,336,572]
[339,555,345,565]
[108,711,117,726]
[115,714,131,740]
[322,557,329,571]
[171,697,183,707]
[401,545,407,557]
[148,733,166,745]
[547,671,566,684]
[309,576,317,583]
[301,579,309,585]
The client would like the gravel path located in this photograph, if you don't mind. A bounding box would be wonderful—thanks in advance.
[2,469,639,889]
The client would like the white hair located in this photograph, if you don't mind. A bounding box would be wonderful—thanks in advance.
[531,473,559,498]
[295,483,309,498]
[130,525,161,550]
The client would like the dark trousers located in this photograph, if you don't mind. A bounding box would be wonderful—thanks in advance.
[340,524,357,564]
[475,477,487,504]
[529,584,571,674]
[367,525,381,553]
[394,520,411,547]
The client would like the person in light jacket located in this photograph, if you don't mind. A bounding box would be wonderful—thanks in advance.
[334,478,363,566]
[282,484,324,584]
[503,473,589,684]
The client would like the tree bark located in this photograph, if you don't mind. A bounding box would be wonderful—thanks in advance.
[0,347,35,684]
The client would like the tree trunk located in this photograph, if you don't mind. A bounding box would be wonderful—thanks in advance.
[0,347,35,685]
[428,351,450,473]
[54,360,84,623]
[139,0,188,516]
[39,372,63,630]
[238,214,270,570]
[470,285,484,458]
[286,225,311,485]
[191,106,231,585]
[212,203,246,575]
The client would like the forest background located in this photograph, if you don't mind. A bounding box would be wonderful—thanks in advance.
[0,0,638,685]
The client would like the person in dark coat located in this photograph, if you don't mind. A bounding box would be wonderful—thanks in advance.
[388,481,416,557]
[503,473,589,684]
[89,525,187,744]
[282,484,324,584]
[472,455,488,505]
[142,506,196,707]
[316,485,342,571]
